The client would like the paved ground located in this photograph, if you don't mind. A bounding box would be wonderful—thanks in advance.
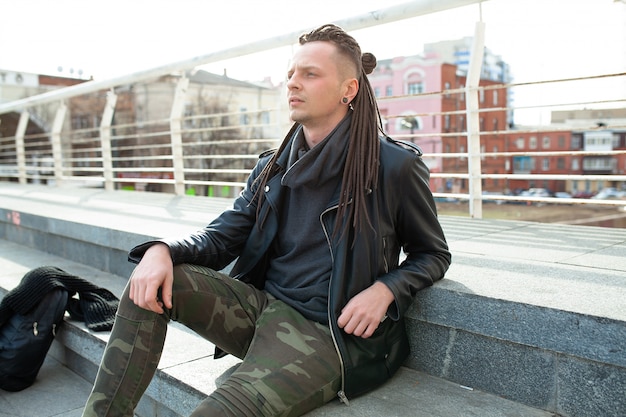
[0,355,87,417]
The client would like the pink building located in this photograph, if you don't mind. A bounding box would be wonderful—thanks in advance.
[368,54,508,194]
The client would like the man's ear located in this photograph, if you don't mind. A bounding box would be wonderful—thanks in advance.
[343,78,359,103]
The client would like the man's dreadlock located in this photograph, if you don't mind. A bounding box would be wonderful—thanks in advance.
[253,24,384,240]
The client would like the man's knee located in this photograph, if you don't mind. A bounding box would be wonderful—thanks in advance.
[171,263,226,292]
[192,383,272,417]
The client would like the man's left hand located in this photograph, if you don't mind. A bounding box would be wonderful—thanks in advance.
[337,281,394,339]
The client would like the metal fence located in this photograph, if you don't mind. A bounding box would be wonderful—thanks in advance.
[1,0,625,218]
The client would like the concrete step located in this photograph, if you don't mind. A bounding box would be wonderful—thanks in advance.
[1,183,625,416]
[0,239,552,417]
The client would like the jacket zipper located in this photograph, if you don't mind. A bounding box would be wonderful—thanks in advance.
[320,203,350,406]
[382,238,389,274]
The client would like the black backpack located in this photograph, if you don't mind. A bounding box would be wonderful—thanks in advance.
[0,288,68,391]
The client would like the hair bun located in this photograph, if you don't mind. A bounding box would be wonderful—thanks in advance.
[362,52,377,74]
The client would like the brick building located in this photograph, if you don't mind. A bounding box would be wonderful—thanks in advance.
[505,129,577,194]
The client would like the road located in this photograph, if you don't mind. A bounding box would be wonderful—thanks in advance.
[437,201,626,228]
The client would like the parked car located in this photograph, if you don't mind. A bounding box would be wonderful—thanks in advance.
[517,188,553,206]
[592,188,626,200]
[526,188,553,198]
[572,190,595,199]
[554,192,572,199]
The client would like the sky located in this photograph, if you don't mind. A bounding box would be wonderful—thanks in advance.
[1,0,625,125]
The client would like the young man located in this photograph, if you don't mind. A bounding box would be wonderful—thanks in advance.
[82,24,451,417]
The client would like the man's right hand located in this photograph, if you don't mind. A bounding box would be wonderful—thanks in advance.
[128,243,174,314]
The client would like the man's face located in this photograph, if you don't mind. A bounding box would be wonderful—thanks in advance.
[286,41,348,130]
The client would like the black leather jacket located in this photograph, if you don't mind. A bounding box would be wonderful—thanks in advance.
[129,135,451,401]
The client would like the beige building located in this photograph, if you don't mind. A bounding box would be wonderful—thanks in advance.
[1,68,285,194]
[112,70,285,195]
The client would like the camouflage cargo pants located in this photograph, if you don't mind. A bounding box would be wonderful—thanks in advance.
[82,264,341,417]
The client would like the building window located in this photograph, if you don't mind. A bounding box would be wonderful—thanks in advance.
[558,135,565,148]
[583,158,613,170]
[557,158,565,169]
[407,82,423,95]
[516,137,524,149]
[386,85,393,96]
[239,107,249,125]
[479,89,485,103]
[542,136,550,149]
[444,115,450,130]
[542,158,550,171]
[71,115,91,130]
[493,118,498,131]
[572,158,579,170]
[405,70,424,95]
[585,133,612,148]
[444,81,451,98]
[493,89,498,105]
[529,136,537,149]
[374,87,380,97]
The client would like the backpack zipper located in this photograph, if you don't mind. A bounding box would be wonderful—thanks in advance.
[33,322,58,336]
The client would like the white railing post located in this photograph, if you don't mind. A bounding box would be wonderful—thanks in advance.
[51,102,68,185]
[170,76,189,195]
[465,19,486,219]
[100,90,118,191]
[15,111,29,184]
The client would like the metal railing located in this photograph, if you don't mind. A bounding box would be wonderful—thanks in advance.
[381,72,626,209]
[1,0,625,218]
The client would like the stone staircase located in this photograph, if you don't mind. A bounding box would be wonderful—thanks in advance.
[1,183,625,417]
